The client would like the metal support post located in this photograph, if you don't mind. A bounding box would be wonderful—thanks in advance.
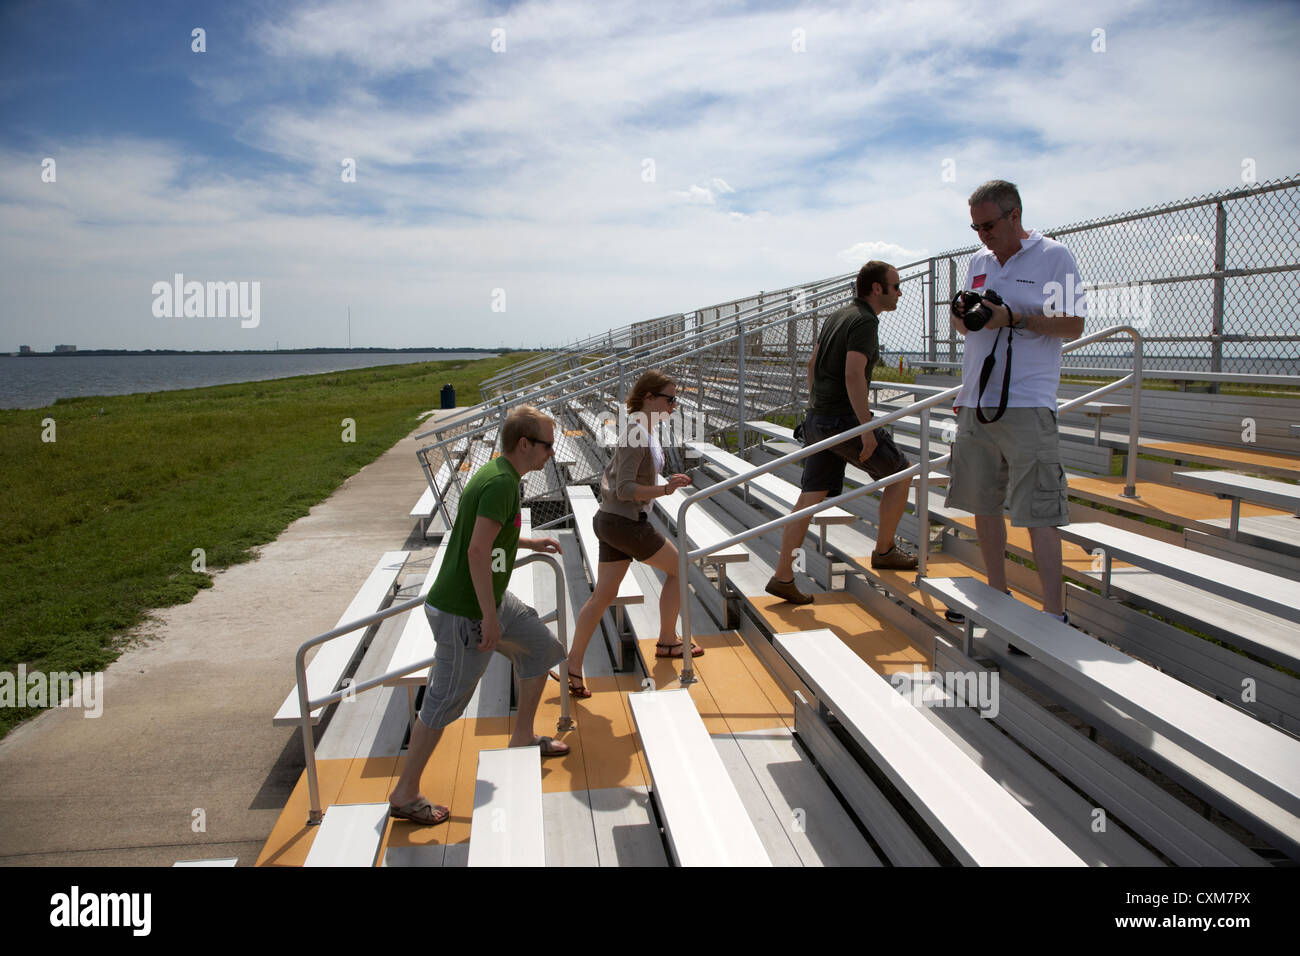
[1211,202,1227,377]
[736,318,747,457]
[918,405,930,579]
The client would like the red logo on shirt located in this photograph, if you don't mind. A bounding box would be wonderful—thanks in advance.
[971,274,986,289]
[513,512,521,528]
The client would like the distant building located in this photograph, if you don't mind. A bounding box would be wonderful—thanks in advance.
[53,344,77,353]
[18,345,32,354]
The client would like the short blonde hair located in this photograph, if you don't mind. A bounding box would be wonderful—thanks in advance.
[626,369,674,414]
[502,405,553,453]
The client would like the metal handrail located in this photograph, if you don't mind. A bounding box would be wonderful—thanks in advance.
[295,551,570,825]
[409,291,866,525]
[442,275,859,439]
[672,324,1145,684]
[478,272,867,399]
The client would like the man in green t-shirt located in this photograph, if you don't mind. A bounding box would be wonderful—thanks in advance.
[387,405,568,826]
[766,260,918,606]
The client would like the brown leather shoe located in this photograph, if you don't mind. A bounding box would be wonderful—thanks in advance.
[870,544,918,571]
[765,576,814,605]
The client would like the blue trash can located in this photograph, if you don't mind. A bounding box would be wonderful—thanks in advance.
[440,384,456,409]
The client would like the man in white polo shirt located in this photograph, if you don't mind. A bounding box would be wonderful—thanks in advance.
[946,180,1085,624]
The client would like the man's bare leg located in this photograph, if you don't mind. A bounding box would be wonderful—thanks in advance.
[389,718,445,809]
[773,490,829,580]
[510,673,568,753]
[974,514,1009,593]
[1028,525,1065,616]
[875,481,909,552]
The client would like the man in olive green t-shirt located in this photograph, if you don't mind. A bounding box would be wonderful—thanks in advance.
[766,260,918,606]
[387,406,568,827]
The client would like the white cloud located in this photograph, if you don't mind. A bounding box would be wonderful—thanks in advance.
[2,0,1298,351]
[838,241,930,268]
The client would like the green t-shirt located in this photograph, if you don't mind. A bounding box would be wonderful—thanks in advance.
[809,300,880,417]
[426,456,522,618]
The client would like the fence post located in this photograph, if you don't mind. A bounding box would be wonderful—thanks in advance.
[948,258,958,362]
[1211,202,1227,380]
[736,318,747,456]
[788,302,799,412]
[927,257,938,364]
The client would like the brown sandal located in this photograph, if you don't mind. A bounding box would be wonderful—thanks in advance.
[388,796,449,826]
[548,669,592,698]
[655,640,703,659]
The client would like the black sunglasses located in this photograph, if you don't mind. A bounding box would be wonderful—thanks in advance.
[970,209,1012,232]
[652,392,678,406]
[527,436,554,450]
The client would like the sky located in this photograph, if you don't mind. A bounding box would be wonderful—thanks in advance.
[0,0,1297,352]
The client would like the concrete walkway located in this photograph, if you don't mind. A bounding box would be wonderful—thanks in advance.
[0,409,464,866]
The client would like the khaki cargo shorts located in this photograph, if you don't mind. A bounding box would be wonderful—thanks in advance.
[944,406,1070,527]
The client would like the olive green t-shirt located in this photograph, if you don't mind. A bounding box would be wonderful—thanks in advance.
[808,300,880,417]
[426,456,522,618]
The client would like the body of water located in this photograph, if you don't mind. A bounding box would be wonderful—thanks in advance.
[0,352,499,410]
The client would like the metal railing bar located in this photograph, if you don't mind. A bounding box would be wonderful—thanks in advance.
[674,324,1144,684]
[298,551,570,824]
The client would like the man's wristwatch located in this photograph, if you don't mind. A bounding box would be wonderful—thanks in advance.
[1010,309,1028,330]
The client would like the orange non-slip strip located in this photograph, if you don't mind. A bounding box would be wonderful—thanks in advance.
[258,630,801,865]
[639,631,794,733]
[1143,441,1300,473]
[750,593,930,676]
[1070,476,1290,522]
[949,516,1111,574]
[866,558,1043,614]
[256,756,395,867]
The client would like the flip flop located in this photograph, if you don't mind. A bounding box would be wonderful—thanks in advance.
[655,640,703,659]
[529,735,569,757]
[388,796,449,826]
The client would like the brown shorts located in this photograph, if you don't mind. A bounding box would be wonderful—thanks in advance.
[594,509,666,563]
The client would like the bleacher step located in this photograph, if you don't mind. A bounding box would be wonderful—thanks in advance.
[919,576,1300,822]
[468,747,545,867]
[274,550,408,726]
[303,803,389,867]
[628,688,771,866]
[775,628,1085,866]
[1059,521,1300,624]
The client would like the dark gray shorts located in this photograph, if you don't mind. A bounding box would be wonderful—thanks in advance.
[418,590,566,730]
[799,413,911,497]
[594,509,665,563]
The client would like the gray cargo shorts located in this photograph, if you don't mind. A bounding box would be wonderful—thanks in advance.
[417,590,566,730]
[945,406,1070,527]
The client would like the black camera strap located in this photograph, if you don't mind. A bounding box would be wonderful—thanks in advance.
[975,326,1013,424]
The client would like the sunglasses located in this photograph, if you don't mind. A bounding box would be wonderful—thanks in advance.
[970,209,1012,233]
[527,436,554,450]
[653,392,678,406]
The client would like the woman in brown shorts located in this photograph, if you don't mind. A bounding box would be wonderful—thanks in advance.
[556,370,701,697]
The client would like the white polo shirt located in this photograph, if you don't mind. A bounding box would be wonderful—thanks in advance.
[955,230,1086,410]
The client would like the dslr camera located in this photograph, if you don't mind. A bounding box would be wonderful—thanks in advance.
[951,288,1005,332]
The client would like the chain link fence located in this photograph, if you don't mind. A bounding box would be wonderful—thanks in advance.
[924,174,1300,375]
[428,176,1298,526]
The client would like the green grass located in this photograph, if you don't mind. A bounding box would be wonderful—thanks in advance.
[0,352,538,738]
